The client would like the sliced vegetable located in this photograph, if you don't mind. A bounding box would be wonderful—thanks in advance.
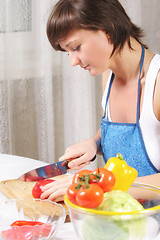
[2,222,53,240]
[104,153,138,191]
[32,179,55,198]
[11,220,44,227]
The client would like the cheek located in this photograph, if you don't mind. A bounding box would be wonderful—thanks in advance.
[89,50,111,76]
[89,44,110,65]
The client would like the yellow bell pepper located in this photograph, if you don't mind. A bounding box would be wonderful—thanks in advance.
[104,153,138,191]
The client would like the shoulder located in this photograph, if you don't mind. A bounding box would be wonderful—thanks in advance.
[102,69,112,93]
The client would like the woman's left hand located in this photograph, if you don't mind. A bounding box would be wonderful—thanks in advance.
[40,174,74,202]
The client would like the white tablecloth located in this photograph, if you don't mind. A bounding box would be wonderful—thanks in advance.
[1,154,160,240]
[0,154,79,240]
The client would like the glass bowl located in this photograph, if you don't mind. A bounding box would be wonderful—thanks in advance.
[64,183,160,240]
[0,198,66,240]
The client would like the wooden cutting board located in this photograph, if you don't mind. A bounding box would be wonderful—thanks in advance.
[0,175,70,222]
[0,179,37,199]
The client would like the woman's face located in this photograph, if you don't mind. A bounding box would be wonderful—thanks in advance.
[59,29,113,76]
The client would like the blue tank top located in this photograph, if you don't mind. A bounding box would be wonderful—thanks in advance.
[101,45,159,177]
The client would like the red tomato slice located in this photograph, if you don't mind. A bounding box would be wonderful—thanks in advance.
[76,183,104,208]
[91,168,116,192]
[11,220,44,227]
[72,170,92,184]
[32,179,55,198]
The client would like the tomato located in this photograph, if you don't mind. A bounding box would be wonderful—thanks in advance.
[91,168,116,192]
[32,179,55,198]
[68,168,115,208]
[72,169,92,184]
[67,183,79,204]
[76,183,104,208]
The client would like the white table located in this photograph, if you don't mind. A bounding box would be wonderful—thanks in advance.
[0,154,79,240]
[1,154,160,240]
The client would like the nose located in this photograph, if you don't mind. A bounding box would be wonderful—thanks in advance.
[69,53,81,67]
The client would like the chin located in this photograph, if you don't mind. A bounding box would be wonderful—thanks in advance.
[89,70,101,76]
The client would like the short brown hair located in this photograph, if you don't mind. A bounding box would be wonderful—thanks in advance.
[47,0,147,55]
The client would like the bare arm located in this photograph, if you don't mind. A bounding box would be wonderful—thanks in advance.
[135,173,160,188]
[41,69,114,202]
[127,173,160,200]
[60,69,111,169]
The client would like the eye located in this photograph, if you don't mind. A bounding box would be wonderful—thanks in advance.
[73,45,81,52]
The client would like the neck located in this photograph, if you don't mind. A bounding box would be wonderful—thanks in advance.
[109,38,145,84]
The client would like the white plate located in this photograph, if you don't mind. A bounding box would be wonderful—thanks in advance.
[0,154,48,181]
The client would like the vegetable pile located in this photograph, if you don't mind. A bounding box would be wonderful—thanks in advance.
[66,154,147,240]
[67,168,115,208]
[67,153,138,209]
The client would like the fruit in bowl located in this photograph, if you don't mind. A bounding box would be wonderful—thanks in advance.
[0,198,66,240]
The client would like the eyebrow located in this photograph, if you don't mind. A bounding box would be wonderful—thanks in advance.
[65,40,78,48]
[60,38,79,52]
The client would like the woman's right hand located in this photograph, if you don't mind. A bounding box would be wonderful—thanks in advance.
[59,131,101,169]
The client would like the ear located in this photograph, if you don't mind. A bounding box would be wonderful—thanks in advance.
[106,33,111,42]
[102,30,111,42]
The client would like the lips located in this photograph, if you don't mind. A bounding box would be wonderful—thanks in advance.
[83,65,89,70]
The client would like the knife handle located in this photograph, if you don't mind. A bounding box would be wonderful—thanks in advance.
[65,155,97,169]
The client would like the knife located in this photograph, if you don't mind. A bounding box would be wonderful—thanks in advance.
[18,155,97,182]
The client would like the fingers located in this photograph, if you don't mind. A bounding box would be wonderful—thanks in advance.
[60,151,94,169]
[59,151,83,162]
[47,188,68,202]
[67,155,96,169]
[59,153,85,168]
[59,138,97,169]
[68,160,91,169]
[40,175,73,202]
[59,143,86,162]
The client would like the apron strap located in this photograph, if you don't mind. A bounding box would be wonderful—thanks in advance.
[136,45,145,123]
[104,45,145,123]
[104,73,115,119]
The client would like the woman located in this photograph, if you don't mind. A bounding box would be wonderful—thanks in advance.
[41,0,160,201]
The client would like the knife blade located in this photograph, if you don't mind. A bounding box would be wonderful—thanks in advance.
[18,155,96,182]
